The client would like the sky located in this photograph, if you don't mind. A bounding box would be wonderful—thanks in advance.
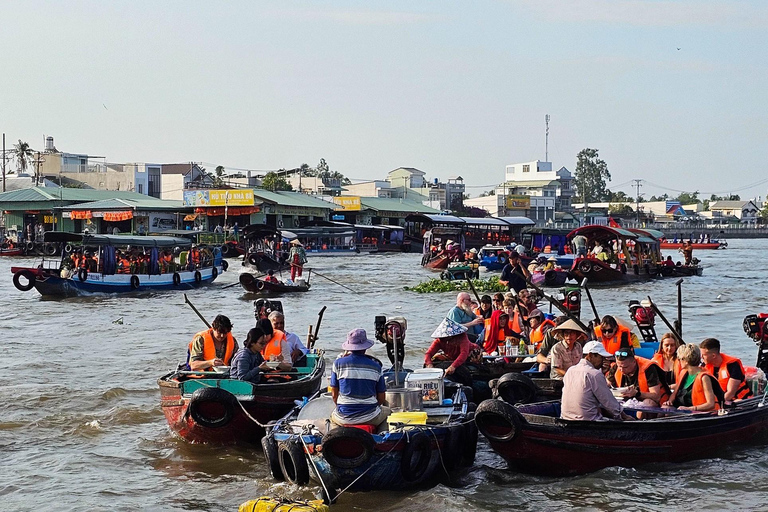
[2,0,768,201]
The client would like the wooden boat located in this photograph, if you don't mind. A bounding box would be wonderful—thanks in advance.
[158,352,325,444]
[530,269,571,287]
[239,272,311,294]
[474,317,768,476]
[659,239,726,250]
[10,232,225,297]
[241,224,295,273]
[264,387,475,497]
[0,247,24,257]
[361,225,413,254]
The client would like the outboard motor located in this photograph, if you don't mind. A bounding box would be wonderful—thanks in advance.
[628,299,657,343]
[561,285,582,319]
[744,314,768,374]
[253,299,283,321]
[375,315,407,372]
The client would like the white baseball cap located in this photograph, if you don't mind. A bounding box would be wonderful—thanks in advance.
[582,340,612,357]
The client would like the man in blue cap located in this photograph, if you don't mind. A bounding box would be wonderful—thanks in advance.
[330,328,390,430]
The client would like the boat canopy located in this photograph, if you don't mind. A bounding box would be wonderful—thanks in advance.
[242,224,282,239]
[405,213,465,225]
[495,217,536,226]
[630,228,665,240]
[44,232,192,248]
[634,235,657,244]
[567,225,639,242]
[462,217,512,227]
[354,224,388,231]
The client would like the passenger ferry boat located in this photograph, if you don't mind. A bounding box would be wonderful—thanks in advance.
[10,232,225,297]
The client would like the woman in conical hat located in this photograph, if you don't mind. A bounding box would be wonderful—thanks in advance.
[423,318,475,386]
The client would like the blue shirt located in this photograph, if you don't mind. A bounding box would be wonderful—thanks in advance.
[447,306,483,335]
[330,352,386,420]
[230,348,265,384]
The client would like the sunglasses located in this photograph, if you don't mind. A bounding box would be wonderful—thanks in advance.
[615,350,632,358]
[602,328,616,335]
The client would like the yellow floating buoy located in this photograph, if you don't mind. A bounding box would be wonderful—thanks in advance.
[239,496,330,512]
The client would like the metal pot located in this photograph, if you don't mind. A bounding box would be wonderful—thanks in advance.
[386,388,423,412]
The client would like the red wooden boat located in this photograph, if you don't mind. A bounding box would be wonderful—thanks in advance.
[659,240,726,250]
[157,353,325,444]
[0,248,24,257]
[424,254,451,270]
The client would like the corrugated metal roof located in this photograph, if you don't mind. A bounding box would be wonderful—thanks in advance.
[359,197,441,213]
[252,190,336,209]
[0,186,155,203]
[56,197,185,211]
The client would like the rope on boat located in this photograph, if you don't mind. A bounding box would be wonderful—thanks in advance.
[188,379,277,429]
[299,426,333,505]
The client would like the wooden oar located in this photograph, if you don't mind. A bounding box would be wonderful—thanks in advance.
[299,266,356,293]
[308,306,327,350]
[464,275,482,303]
[516,267,591,333]
[183,293,210,328]
[646,295,685,345]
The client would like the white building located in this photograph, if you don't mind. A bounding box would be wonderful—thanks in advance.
[496,160,574,224]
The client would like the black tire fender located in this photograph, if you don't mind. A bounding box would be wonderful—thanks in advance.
[13,270,36,292]
[278,439,310,485]
[239,273,255,287]
[475,399,523,443]
[441,425,463,471]
[261,435,284,481]
[212,266,218,280]
[578,259,593,274]
[44,243,56,256]
[400,431,431,481]
[194,271,202,284]
[130,275,140,289]
[221,260,229,272]
[256,280,266,291]
[65,244,74,253]
[247,254,259,266]
[321,426,375,469]
[188,387,236,429]
[78,268,88,282]
[25,241,34,251]
[544,269,557,285]
[494,372,538,405]
[221,244,231,257]
[172,272,181,286]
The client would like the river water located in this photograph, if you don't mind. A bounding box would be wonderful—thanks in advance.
[2,239,768,511]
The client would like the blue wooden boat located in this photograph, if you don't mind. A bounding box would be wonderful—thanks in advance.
[264,387,475,499]
[11,232,226,297]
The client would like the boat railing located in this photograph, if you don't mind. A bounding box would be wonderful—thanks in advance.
[38,257,61,271]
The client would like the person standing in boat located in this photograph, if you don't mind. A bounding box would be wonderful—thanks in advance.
[561,341,631,421]
[681,241,693,265]
[572,234,588,257]
[288,239,307,281]
[700,338,752,402]
[187,314,238,371]
[499,251,530,293]
[330,329,390,431]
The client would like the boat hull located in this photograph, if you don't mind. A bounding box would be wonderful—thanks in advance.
[569,257,657,286]
[158,356,325,445]
[239,273,310,294]
[21,266,222,297]
[660,242,725,250]
[476,398,768,476]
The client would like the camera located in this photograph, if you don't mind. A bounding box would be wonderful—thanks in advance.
[744,314,768,343]
[374,315,387,343]
[254,299,283,320]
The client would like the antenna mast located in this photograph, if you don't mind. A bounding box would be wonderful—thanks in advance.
[545,114,550,161]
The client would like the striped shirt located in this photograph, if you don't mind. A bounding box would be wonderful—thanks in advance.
[330,353,386,423]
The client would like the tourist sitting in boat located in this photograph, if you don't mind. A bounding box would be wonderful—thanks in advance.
[492,292,505,311]
[84,251,98,272]
[187,314,238,371]
[663,344,723,412]
[259,318,293,372]
[652,333,683,390]
[663,255,676,267]
[268,311,308,366]
[499,251,531,293]
[516,288,536,314]
[535,315,568,373]
[527,309,555,350]
[527,255,546,274]
[482,310,523,355]
[561,341,631,421]
[447,292,484,343]
[544,256,558,271]
[475,295,494,320]
[607,347,670,414]
[230,326,272,383]
[700,338,753,402]
[330,328,390,431]
[425,318,476,387]
[264,270,280,284]
[594,315,640,355]
[549,319,587,379]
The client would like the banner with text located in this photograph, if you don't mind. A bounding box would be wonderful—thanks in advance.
[332,196,362,211]
[183,189,255,207]
[506,195,530,210]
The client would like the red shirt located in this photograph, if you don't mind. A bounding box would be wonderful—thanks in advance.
[424,334,473,368]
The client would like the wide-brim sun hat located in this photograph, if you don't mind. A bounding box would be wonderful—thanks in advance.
[547,256,558,262]
[289,240,302,246]
[469,248,478,254]
[552,319,588,338]
[342,328,376,351]
[431,317,468,338]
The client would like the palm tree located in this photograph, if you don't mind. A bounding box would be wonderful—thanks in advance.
[14,140,33,174]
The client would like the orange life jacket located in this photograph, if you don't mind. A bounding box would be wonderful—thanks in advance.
[675,370,722,411]
[704,353,752,400]
[594,324,632,355]
[187,329,236,370]
[530,319,555,349]
[652,353,683,385]
[615,356,670,404]
[262,330,290,379]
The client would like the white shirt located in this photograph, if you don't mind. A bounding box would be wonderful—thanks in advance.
[286,331,308,355]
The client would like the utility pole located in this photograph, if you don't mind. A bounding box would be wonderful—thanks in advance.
[633,179,643,224]
[34,151,46,186]
[545,114,550,162]
[2,133,5,192]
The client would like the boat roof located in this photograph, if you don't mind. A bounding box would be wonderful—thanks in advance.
[354,224,388,231]
[242,224,281,239]
[522,227,572,235]
[630,228,665,240]
[405,213,465,225]
[462,217,511,227]
[568,225,639,241]
[44,232,192,248]
[495,216,536,226]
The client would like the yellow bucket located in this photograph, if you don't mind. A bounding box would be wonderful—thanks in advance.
[239,497,329,512]
[387,411,428,429]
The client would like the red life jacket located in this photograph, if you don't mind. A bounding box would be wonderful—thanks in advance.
[704,353,752,400]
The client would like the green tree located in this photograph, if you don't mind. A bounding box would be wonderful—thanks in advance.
[480,189,496,197]
[606,190,631,202]
[299,163,315,177]
[261,171,293,191]
[674,191,700,204]
[213,165,225,187]
[759,203,768,224]
[608,203,634,215]
[648,194,669,202]
[14,140,33,174]
[573,148,611,203]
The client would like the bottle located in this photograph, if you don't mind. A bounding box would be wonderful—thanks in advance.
[506,338,513,356]
[519,339,526,355]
